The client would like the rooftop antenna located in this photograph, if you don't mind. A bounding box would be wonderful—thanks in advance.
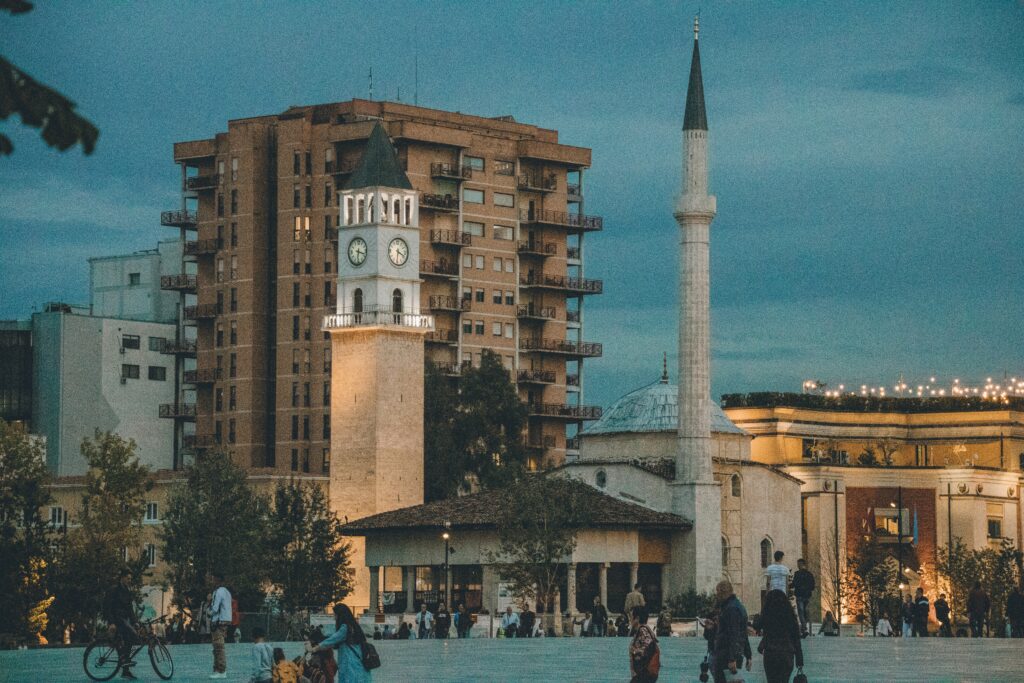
[414,55,419,106]
[694,11,700,40]
[369,67,373,100]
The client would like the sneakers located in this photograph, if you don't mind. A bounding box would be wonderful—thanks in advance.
[121,670,137,680]
[209,673,228,680]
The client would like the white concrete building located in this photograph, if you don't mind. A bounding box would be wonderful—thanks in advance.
[89,239,183,323]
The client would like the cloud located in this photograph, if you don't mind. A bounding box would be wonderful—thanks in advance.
[0,174,163,231]
[846,64,966,98]
[1006,92,1024,106]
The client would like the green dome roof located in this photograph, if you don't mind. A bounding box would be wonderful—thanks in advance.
[582,379,746,436]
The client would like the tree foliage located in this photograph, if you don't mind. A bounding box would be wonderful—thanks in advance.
[1,2,99,155]
[268,480,353,612]
[846,536,903,631]
[666,589,716,619]
[936,537,1022,635]
[425,350,529,500]
[160,449,270,612]
[0,420,53,642]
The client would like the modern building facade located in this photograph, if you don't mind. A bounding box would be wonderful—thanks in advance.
[0,319,32,427]
[166,99,603,477]
[89,240,183,324]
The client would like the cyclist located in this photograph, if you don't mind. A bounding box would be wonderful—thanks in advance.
[104,568,140,680]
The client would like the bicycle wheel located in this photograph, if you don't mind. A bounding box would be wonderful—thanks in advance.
[83,639,121,681]
[148,640,175,680]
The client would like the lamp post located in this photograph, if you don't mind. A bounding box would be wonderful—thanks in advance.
[442,520,452,608]
[893,486,906,593]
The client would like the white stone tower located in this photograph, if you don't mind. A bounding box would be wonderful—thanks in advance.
[670,17,723,594]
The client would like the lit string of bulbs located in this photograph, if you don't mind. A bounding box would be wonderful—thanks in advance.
[801,375,1024,402]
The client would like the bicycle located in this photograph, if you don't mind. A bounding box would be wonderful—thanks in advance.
[83,616,175,681]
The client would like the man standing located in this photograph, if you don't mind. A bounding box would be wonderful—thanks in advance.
[434,601,452,639]
[764,551,790,594]
[592,596,609,637]
[209,572,232,680]
[966,582,990,638]
[912,588,930,637]
[711,580,752,683]
[105,568,140,681]
[520,603,536,638]
[624,583,646,622]
[500,605,520,638]
[791,559,815,638]
[1006,586,1024,637]
[900,594,914,638]
[933,593,952,637]
[415,602,433,639]
[455,603,472,638]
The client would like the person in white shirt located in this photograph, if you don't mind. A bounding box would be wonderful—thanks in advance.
[500,606,520,637]
[415,603,433,639]
[764,550,791,593]
[209,572,232,680]
[875,616,893,636]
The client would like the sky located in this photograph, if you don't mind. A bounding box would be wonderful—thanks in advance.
[1,1,1022,410]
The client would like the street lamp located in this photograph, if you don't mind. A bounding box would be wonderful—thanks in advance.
[442,520,452,608]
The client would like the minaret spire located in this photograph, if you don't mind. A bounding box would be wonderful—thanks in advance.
[661,352,669,384]
[683,17,708,132]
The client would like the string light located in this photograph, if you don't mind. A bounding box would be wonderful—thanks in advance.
[800,374,1024,403]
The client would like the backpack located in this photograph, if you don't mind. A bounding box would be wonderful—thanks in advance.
[350,642,381,671]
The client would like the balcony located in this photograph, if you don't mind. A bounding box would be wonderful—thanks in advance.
[519,273,603,295]
[185,174,221,191]
[528,403,603,421]
[566,436,581,452]
[420,193,459,213]
[425,329,459,345]
[183,303,220,321]
[435,361,468,377]
[520,208,602,232]
[159,339,197,357]
[429,295,471,312]
[566,310,581,324]
[183,238,221,257]
[516,304,557,321]
[520,337,602,358]
[517,369,556,385]
[420,259,459,278]
[567,246,581,261]
[431,162,472,180]
[182,434,217,451]
[323,308,434,331]
[567,183,582,202]
[525,435,556,451]
[517,173,557,193]
[431,229,471,247]
[161,274,197,292]
[159,403,197,420]
[183,368,222,384]
[517,241,557,257]
[326,159,358,176]
[160,210,197,228]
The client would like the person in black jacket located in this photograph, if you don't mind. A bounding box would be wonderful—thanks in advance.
[435,601,452,639]
[591,597,609,637]
[105,568,140,680]
[912,588,930,637]
[791,559,815,637]
[711,580,752,683]
[933,594,952,637]
[757,590,804,683]
[519,603,536,638]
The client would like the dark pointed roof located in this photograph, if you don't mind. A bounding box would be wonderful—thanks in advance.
[344,122,413,190]
[683,37,708,131]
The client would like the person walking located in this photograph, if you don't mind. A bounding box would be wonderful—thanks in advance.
[520,603,536,638]
[912,588,929,637]
[933,593,952,637]
[757,590,804,683]
[792,559,815,638]
[764,551,791,594]
[454,603,472,639]
[313,603,371,683]
[104,568,140,681]
[624,583,646,622]
[415,603,433,639]
[628,606,660,683]
[1006,587,1024,638]
[592,597,609,637]
[967,582,990,638]
[900,595,914,638]
[711,580,752,683]
[209,572,232,680]
[434,602,452,639]
[818,611,839,636]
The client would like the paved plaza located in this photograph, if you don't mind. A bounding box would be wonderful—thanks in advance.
[0,636,1020,683]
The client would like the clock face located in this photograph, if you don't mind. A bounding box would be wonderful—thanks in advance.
[388,237,409,266]
[347,237,367,266]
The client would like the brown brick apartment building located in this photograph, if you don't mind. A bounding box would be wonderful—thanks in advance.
[160,100,603,476]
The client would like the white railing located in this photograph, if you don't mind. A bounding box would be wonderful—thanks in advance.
[322,311,435,330]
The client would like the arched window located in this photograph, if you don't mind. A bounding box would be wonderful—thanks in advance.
[367,194,375,223]
[760,537,773,568]
[595,469,607,489]
[356,197,365,224]
[345,196,354,225]
[722,536,730,567]
[405,197,412,224]
[393,198,402,224]
[731,474,742,497]
[353,288,363,313]
[392,288,403,313]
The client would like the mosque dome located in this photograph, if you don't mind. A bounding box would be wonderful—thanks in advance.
[582,378,747,436]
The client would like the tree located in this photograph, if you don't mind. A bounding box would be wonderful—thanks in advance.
[0,420,53,642]
[1,1,99,155]
[268,480,353,612]
[818,527,851,625]
[665,589,716,619]
[47,431,152,638]
[425,349,529,500]
[937,537,1022,635]
[846,536,902,632]
[160,450,269,613]
[486,477,592,620]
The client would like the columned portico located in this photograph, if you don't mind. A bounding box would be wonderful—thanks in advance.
[368,566,380,614]
[404,566,415,613]
[598,562,608,607]
[567,563,578,615]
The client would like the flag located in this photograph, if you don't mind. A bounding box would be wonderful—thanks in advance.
[912,507,919,545]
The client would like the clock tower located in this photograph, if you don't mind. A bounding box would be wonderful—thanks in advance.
[326,123,433,612]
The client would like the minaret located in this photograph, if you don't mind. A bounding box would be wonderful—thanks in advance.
[671,16,722,594]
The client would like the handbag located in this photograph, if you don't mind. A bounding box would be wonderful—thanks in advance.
[644,645,661,678]
[793,667,808,683]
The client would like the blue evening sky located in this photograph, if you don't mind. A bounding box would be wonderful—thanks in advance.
[1,1,1022,409]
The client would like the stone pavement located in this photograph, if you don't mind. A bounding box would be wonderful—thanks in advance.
[0,635,1018,682]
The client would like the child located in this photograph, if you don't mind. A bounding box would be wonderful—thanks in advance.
[249,627,274,683]
[271,647,306,683]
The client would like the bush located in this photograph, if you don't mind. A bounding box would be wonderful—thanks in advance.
[666,589,716,618]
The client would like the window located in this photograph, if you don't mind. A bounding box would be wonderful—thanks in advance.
[392,289,403,313]
[293,184,300,209]
[504,323,514,338]
[230,288,237,312]
[231,157,238,181]
[493,225,513,240]
[303,349,311,373]
[874,508,911,537]
[987,502,1004,539]
[462,253,473,268]
[504,259,514,273]
[760,538,773,568]
[145,544,157,567]
[353,288,363,313]
[214,420,222,444]
[230,321,237,345]
[475,255,485,270]
[303,315,311,340]
[217,258,225,282]
[302,449,310,473]
[305,185,312,208]
[475,288,484,303]
[121,334,140,350]
[229,386,237,410]
[722,537,730,567]
[305,151,312,175]
[492,322,502,336]
[492,290,502,304]
[323,381,330,406]
[292,415,299,440]
[322,449,331,474]
[231,222,238,247]
[504,290,514,305]
[148,366,166,381]
[324,281,333,306]
[462,319,472,334]
[464,156,484,171]
[292,349,300,374]
[463,188,484,204]
[145,502,159,522]
[293,151,301,175]
[292,282,300,307]
[230,189,238,215]
[128,272,141,286]
[229,353,237,378]
[291,382,299,407]
[303,382,310,407]
[49,506,66,527]
[494,159,515,176]
[218,159,225,177]
[293,249,300,274]
[294,216,302,241]
[595,469,607,488]
[230,255,238,280]
[148,336,164,352]
[305,248,311,273]
[325,184,332,207]
[292,316,300,340]
[215,388,223,412]
[216,324,224,347]
[493,257,502,272]
[324,147,333,173]
[228,419,236,443]
[463,221,484,237]
[291,449,299,471]
[324,247,333,273]
[121,364,140,380]
[217,193,224,216]
[475,320,484,335]
[461,286,472,301]
[494,192,514,207]
[731,474,741,497]
[304,283,312,307]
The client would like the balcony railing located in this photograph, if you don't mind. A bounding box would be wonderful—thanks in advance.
[566,436,581,451]
[431,162,472,180]
[159,339,197,356]
[525,435,557,450]
[517,369,556,384]
[566,310,581,324]
[326,159,358,176]
[185,174,221,191]
[520,208,602,232]
[420,193,460,213]
[160,210,197,228]
[516,304,557,321]
[183,238,221,257]
[567,246,581,260]
[430,229,471,247]
[183,367,222,384]
[434,361,469,377]
[519,273,603,295]
[517,173,557,193]
[566,374,580,387]
[161,274,197,292]
[517,241,557,257]
[420,259,459,278]
[528,403,603,420]
[425,329,459,344]
[567,183,582,202]
[520,338,602,357]
[323,309,434,330]
[183,303,220,320]
[429,295,471,312]
[159,403,197,419]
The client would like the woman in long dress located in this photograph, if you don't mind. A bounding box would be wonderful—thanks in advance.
[313,604,371,683]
